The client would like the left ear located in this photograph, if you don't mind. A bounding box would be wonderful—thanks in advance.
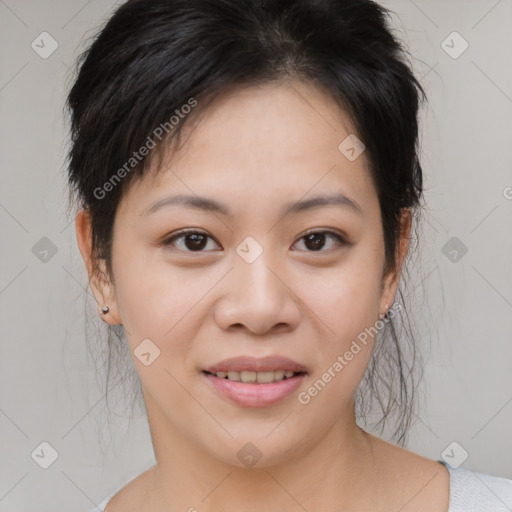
[379,209,412,317]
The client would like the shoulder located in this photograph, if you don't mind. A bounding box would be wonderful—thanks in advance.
[365,434,450,511]
[368,434,512,512]
[89,465,157,512]
[442,463,512,512]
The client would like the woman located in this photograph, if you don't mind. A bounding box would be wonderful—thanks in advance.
[66,0,512,510]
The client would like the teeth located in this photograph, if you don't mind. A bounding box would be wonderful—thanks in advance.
[241,370,257,383]
[212,369,299,383]
[274,370,286,380]
[256,371,274,383]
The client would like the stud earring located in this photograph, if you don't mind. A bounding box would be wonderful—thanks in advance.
[101,306,110,314]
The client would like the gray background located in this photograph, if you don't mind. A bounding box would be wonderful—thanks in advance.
[1,0,511,510]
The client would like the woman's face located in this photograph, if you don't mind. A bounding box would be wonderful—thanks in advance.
[79,80,407,468]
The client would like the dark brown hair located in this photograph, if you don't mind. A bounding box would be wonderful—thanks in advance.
[66,0,428,445]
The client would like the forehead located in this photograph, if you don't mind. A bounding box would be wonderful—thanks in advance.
[117,81,378,221]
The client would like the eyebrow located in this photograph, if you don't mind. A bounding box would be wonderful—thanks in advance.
[140,192,363,217]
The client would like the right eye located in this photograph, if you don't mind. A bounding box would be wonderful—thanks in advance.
[162,229,221,253]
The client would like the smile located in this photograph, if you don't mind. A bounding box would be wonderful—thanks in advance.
[205,369,303,383]
[202,371,307,407]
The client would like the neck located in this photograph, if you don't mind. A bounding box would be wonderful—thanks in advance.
[143,391,382,512]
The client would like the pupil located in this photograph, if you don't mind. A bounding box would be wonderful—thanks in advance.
[186,234,207,251]
[305,233,325,251]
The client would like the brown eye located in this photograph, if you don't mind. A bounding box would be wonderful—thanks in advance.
[163,230,220,252]
[293,230,347,252]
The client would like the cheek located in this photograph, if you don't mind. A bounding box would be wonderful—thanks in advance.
[297,253,382,340]
[293,252,383,400]
[111,243,200,347]
[296,270,381,410]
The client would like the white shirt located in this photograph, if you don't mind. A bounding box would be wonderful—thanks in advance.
[89,463,512,511]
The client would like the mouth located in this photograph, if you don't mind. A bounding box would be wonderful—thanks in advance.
[202,369,307,384]
[201,355,308,407]
[201,360,308,407]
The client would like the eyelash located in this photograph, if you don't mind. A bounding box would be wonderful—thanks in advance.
[161,228,348,254]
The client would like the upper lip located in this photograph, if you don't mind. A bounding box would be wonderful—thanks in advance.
[204,355,308,374]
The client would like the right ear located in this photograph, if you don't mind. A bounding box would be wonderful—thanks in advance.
[75,209,122,325]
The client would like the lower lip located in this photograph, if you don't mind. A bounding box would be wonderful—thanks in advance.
[203,372,307,407]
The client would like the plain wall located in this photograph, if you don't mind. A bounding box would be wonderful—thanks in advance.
[0,0,511,510]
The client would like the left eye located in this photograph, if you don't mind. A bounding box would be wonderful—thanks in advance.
[293,230,347,252]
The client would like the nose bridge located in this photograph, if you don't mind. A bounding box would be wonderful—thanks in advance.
[233,238,283,303]
[214,236,299,333]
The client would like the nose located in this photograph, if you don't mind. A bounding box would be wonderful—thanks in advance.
[214,249,301,336]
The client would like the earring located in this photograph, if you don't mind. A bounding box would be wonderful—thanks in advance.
[101,306,110,314]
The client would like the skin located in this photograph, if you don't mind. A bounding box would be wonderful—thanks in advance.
[76,80,449,511]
